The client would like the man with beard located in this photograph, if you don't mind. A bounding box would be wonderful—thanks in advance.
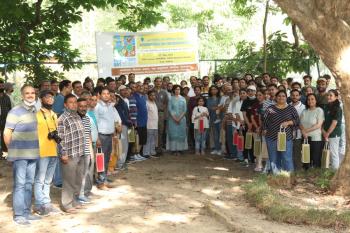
[4,85,40,225]
[188,76,198,97]
[34,90,60,216]
[57,94,85,213]
[115,85,132,169]
[289,89,305,170]
[76,98,93,204]
[0,80,12,158]
[153,77,168,155]
[316,77,328,110]
[241,85,259,165]
[201,76,210,99]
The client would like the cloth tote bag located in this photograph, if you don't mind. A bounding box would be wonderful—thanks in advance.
[321,142,330,169]
[277,126,287,152]
[301,138,310,164]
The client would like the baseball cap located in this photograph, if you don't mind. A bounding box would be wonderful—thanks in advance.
[118,85,127,92]
[39,90,54,99]
[247,85,257,91]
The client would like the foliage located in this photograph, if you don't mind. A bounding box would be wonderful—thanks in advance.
[315,169,336,190]
[244,174,350,229]
[218,31,318,78]
[0,0,164,85]
[165,3,236,60]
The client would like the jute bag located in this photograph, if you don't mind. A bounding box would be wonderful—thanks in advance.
[108,135,122,172]
[321,142,330,169]
[245,132,253,149]
[301,138,310,163]
[277,126,287,151]
[253,133,261,157]
[132,132,140,154]
[128,127,136,143]
[261,136,269,159]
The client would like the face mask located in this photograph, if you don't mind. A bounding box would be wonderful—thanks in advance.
[42,103,53,110]
[66,109,77,114]
[248,95,256,100]
[23,100,36,107]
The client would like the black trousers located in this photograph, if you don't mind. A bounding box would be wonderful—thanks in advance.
[309,139,324,168]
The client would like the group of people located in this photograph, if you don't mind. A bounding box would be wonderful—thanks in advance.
[1,72,345,225]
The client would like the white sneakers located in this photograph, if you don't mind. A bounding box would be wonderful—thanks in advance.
[134,154,147,161]
[210,150,222,155]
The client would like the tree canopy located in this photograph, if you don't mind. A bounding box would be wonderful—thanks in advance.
[0,0,164,84]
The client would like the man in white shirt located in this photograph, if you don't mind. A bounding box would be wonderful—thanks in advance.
[290,89,305,170]
[94,87,121,190]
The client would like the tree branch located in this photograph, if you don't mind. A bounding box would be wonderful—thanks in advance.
[19,0,43,53]
[291,23,299,48]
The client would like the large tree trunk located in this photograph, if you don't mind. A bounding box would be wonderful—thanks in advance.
[273,0,350,195]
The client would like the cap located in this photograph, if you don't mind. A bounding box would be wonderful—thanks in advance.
[118,85,127,91]
[39,90,54,99]
[247,85,257,91]
[317,77,327,83]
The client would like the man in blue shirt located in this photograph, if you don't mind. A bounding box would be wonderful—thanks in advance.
[134,82,148,158]
[94,87,121,190]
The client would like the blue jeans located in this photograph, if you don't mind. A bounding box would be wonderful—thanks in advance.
[34,157,58,208]
[266,138,293,174]
[96,134,113,184]
[225,125,237,157]
[194,129,208,151]
[212,122,221,151]
[12,159,37,219]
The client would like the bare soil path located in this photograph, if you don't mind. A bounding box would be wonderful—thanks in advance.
[0,154,337,233]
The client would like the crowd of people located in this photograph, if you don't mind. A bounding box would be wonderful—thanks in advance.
[0,72,345,225]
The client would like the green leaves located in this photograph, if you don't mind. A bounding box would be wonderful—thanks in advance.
[0,0,165,84]
[218,31,318,78]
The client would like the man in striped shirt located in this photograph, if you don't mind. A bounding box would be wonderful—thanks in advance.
[76,98,92,204]
[4,85,40,225]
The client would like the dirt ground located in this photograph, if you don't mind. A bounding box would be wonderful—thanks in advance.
[0,153,338,233]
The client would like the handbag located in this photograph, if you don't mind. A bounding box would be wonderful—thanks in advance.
[199,118,205,133]
[253,134,261,157]
[301,138,310,163]
[128,126,136,143]
[108,136,121,172]
[95,147,105,173]
[277,126,287,151]
[321,142,330,169]
[233,129,239,145]
[132,132,140,153]
[237,128,244,152]
[260,136,269,159]
[245,132,253,149]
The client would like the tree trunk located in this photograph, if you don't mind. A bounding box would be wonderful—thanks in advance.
[274,0,350,195]
[262,0,269,72]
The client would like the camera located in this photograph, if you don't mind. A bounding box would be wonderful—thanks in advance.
[48,130,62,144]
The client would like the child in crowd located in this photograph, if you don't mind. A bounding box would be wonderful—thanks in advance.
[192,97,209,155]
[144,90,158,157]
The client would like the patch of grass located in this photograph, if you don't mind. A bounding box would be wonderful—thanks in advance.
[315,169,335,190]
[243,174,350,229]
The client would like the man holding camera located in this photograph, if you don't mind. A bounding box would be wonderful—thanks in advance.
[34,90,60,216]
[57,94,85,213]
